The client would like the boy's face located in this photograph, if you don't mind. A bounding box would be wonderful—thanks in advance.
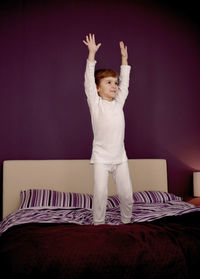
[97,77,118,101]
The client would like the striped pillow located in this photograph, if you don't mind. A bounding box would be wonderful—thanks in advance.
[19,189,93,210]
[106,191,182,208]
[107,195,120,208]
[19,189,182,211]
[133,191,182,203]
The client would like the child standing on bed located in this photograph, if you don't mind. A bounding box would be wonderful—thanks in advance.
[83,33,133,225]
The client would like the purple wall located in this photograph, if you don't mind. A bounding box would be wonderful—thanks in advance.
[0,0,200,217]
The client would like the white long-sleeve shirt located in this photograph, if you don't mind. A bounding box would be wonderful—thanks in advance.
[84,59,131,164]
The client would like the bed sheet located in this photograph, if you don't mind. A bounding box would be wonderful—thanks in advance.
[0,200,199,236]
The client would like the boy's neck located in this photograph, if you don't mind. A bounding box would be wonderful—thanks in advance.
[101,96,114,102]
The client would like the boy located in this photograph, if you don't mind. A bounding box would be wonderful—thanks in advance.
[83,33,133,225]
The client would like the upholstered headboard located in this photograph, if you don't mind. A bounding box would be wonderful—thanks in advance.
[3,159,168,218]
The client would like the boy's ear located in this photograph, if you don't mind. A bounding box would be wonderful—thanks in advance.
[96,86,101,96]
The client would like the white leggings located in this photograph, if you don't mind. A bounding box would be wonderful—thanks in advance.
[93,161,133,225]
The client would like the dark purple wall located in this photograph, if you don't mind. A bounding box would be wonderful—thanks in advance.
[0,0,200,218]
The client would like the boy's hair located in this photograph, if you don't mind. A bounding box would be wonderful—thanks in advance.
[95,69,119,86]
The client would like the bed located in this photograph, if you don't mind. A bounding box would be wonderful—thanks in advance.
[1,159,200,279]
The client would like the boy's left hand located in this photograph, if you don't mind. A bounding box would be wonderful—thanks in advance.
[119,41,128,59]
[120,41,128,65]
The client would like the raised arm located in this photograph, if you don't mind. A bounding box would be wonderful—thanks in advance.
[116,41,131,106]
[83,34,101,106]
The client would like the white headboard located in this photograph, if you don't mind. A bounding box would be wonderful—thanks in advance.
[3,159,168,218]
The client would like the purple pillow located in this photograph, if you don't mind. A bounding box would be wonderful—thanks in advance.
[19,189,93,210]
[133,191,182,203]
[106,191,182,208]
[19,189,182,211]
[107,195,120,208]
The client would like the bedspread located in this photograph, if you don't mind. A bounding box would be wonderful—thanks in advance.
[0,200,199,236]
[1,211,200,279]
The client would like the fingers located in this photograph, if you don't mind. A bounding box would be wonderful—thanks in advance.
[96,43,102,50]
[83,34,90,45]
[120,41,128,53]
[83,33,95,44]
[120,41,127,50]
[82,34,90,45]
[90,33,96,43]
[83,40,88,46]
[91,33,95,43]
[83,33,101,52]
[119,41,124,48]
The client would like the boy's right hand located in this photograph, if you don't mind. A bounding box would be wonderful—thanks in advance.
[83,33,101,61]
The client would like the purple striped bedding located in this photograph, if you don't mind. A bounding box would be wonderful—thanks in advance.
[1,200,200,236]
[19,189,182,210]
[19,190,93,209]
